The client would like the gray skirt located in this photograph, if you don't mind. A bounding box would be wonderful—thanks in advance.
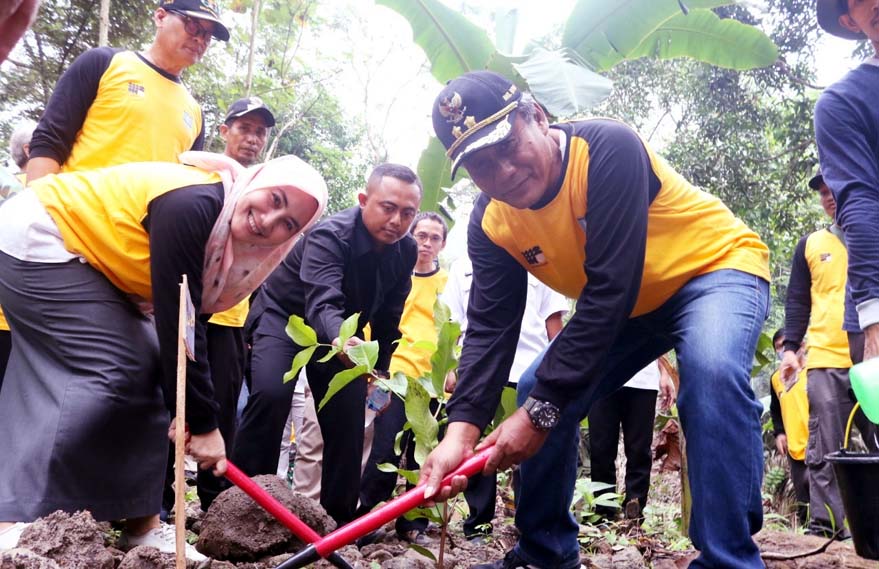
[0,251,168,522]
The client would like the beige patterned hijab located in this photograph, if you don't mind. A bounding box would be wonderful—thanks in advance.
[180,151,327,314]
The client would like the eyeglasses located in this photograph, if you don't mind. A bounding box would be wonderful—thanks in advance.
[167,10,214,41]
[413,232,443,244]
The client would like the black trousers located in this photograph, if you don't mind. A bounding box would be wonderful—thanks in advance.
[234,308,366,525]
[587,386,658,514]
[358,396,427,533]
[0,329,10,393]
[163,323,245,512]
[788,456,810,526]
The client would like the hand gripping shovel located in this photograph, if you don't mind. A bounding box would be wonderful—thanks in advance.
[274,446,494,569]
[224,461,354,569]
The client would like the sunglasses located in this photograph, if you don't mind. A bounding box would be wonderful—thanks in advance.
[166,10,214,41]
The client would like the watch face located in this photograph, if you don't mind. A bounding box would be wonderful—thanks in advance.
[535,403,560,429]
[527,398,560,430]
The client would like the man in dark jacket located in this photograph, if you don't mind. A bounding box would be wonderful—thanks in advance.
[234,163,421,525]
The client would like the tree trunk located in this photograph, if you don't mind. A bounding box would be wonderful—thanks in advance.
[98,0,110,46]
[245,0,261,96]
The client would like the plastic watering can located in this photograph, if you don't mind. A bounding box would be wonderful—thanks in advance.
[850,357,879,424]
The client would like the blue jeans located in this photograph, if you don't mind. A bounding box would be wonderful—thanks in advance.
[514,270,768,569]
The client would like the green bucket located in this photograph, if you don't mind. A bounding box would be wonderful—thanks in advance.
[850,359,879,424]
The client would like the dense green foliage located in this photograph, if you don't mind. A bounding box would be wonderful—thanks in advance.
[596,0,829,328]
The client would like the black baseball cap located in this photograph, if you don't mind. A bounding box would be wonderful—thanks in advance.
[160,0,230,41]
[432,71,523,178]
[808,170,825,190]
[224,97,276,127]
[816,0,865,40]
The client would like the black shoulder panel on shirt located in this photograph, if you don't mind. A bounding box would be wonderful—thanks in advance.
[28,47,122,164]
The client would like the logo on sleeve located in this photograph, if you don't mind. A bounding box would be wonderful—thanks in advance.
[522,246,547,267]
[820,253,832,262]
[182,110,194,131]
[127,82,145,97]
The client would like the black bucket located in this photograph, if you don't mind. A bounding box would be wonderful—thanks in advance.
[826,450,879,560]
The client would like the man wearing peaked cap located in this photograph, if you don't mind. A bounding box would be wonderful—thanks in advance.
[25,0,230,181]
[159,0,229,41]
[420,70,771,569]
[779,169,879,537]
[221,97,276,167]
[814,0,879,370]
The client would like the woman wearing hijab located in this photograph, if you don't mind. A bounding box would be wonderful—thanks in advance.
[0,152,326,558]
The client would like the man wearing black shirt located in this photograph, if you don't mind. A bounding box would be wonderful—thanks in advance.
[233,163,421,524]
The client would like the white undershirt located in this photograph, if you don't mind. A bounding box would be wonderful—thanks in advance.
[0,190,77,263]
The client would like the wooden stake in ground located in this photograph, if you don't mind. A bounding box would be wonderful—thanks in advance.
[175,275,196,569]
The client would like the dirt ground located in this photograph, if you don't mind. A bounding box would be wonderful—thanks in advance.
[1,473,874,569]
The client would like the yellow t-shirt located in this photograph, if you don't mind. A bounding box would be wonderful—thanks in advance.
[803,229,851,369]
[62,51,202,172]
[33,162,221,301]
[770,369,809,461]
[390,269,449,379]
[482,120,770,317]
[208,298,250,328]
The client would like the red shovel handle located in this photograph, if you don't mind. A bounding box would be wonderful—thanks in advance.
[224,461,323,543]
[313,445,494,556]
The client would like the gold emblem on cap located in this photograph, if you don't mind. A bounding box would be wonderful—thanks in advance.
[438,92,466,124]
[201,0,220,17]
[452,126,463,139]
[502,85,518,101]
[463,116,476,130]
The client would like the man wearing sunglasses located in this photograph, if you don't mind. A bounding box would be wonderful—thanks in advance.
[25,0,229,182]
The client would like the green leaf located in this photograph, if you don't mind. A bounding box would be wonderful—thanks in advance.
[512,48,613,118]
[338,313,360,346]
[316,346,340,363]
[408,543,437,561]
[376,0,495,82]
[433,298,451,335]
[377,462,400,473]
[410,340,438,352]
[416,136,456,222]
[417,376,439,399]
[404,506,443,524]
[562,0,735,71]
[626,9,778,70]
[489,386,519,430]
[283,345,316,383]
[396,468,420,486]
[394,425,406,456]
[385,371,410,399]
[346,340,379,370]
[404,378,439,467]
[430,320,461,397]
[285,314,317,347]
[751,331,774,377]
[318,365,368,412]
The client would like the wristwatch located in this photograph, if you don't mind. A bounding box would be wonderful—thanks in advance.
[522,396,561,431]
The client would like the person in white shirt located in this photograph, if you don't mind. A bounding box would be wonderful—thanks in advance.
[443,256,568,540]
[588,358,675,522]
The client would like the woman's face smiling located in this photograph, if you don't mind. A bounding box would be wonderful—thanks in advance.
[231,186,317,247]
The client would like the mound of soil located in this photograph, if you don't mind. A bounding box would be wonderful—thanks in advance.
[16,511,115,569]
[0,548,61,569]
[197,475,336,562]
[757,530,877,568]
